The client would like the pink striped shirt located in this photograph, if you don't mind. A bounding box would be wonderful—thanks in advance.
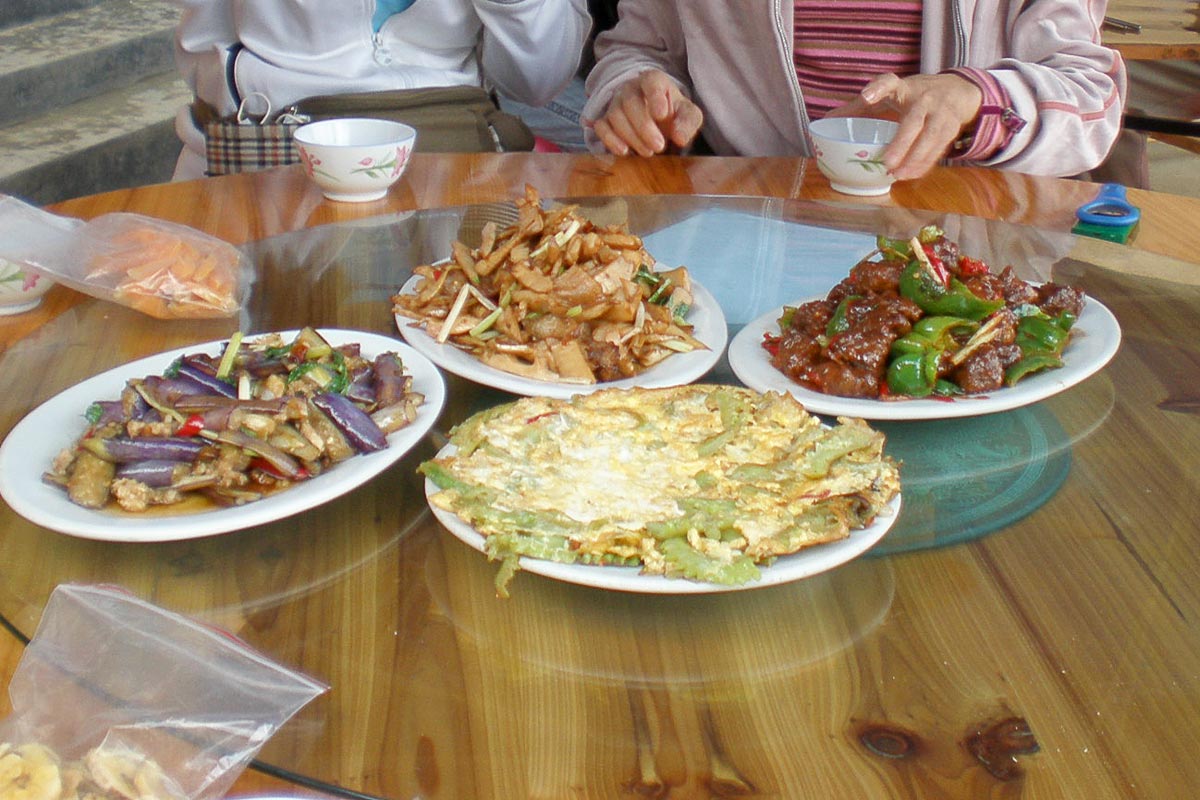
[792,0,922,120]
[793,0,1018,161]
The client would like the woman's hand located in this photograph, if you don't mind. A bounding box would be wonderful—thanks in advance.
[828,72,983,180]
[587,69,704,156]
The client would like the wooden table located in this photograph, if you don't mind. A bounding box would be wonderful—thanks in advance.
[1103,0,1200,61]
[1104,0,1200,144]
[2,153,1200,799]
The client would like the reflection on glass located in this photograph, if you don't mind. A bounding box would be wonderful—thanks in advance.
[873,406,1071,553]
[0,193,1149,798]
[425,540,896,690]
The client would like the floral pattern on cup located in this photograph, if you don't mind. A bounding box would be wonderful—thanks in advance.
[299,147,324,178]
[293,119,415,201]
[0,261,40,292]
[348,145,411,179]
[848,150,888,173]
[391,145,411,177]
[0,257,52,314]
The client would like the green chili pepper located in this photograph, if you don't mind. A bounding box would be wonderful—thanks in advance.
[1015,314,1071,354]
[916,225,944,244]
[898,261,1004,320]
[886,349,941,397]
[891,315,979,356]
[1054,311,1077,332]
[877,225,944,259]
[876,235,913,260]
[1005,353,1064,385]
[825,295,860,338]
[933,378,963,397]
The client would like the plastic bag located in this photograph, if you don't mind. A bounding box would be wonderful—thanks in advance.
[0,194,247,319]
[0,584,327,799]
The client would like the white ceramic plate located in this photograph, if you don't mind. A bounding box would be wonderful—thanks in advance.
[425,452,901,595]
[0,330,445,542]
[728,294,1121,420]
[393,274,727,398]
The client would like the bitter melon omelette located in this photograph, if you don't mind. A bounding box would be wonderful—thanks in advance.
[421,384,900,594]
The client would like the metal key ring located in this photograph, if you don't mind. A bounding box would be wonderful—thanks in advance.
[1076,183,1140,227]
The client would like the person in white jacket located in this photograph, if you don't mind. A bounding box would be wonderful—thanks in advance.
[171,0,591,180]
[582,0,1126,182]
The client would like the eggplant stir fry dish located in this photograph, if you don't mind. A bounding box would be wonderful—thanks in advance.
[45,328,424,512]
[764,226,1086,399]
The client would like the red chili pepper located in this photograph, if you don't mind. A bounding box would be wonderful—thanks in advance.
[176,414,206,437]
[958,256,990,276]
[761,333,781,358]
[921,244,951,286]
[524,411,559,424]
[249,456,310,480]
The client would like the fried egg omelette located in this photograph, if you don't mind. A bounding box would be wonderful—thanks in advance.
[421,384,900,594]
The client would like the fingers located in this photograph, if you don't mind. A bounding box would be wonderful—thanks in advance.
[639,70,677,125]
[595,107,662,158]
[667,97,704,148]
[887,75,983,179]
[859,73,906,107]
[883,105,961,180]
[590,70,702,156]
[835,73,982,181]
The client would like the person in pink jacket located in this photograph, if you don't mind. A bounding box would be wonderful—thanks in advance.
[581,0,1127,181]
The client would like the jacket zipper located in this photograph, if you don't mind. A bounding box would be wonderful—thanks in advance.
[373,32,394,66]
[370,0,394,66]
[950,0,967,67]
[770,0,814,154]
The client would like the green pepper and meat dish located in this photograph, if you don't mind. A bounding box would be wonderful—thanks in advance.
[763,226,1086,399]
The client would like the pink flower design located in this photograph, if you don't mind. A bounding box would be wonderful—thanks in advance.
[392,145,411,177]
[855,150,870,159]
[299,148,321,176]
[359,157,375,167]
[22,272,40,291]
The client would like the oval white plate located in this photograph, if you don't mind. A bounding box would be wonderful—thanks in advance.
[394,275,727,398]
[0,329,446,542]
[425,445,900,595]
[729,294,1121,420]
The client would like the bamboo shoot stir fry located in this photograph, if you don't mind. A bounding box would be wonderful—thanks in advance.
[392,186,706,383]
[45,328,424,512]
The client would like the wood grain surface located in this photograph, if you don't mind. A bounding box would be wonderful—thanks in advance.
[1104,0,1200,60]
[0,154,1197,799]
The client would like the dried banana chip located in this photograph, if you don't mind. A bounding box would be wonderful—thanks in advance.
[82,747,184,800]
[0,742,63,800]
[0,743,184,800]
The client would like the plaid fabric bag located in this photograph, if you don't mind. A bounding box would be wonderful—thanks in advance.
[201,117,302,176]
[195,86,535,177]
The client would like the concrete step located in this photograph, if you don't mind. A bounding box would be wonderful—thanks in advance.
[0,71,190,205]
[0,0,177,128]
[0,0,103,31]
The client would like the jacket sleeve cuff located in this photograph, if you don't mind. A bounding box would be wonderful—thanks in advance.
[944,67,1027,162]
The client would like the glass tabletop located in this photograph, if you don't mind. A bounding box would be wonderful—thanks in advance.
[0,194,1196,798]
